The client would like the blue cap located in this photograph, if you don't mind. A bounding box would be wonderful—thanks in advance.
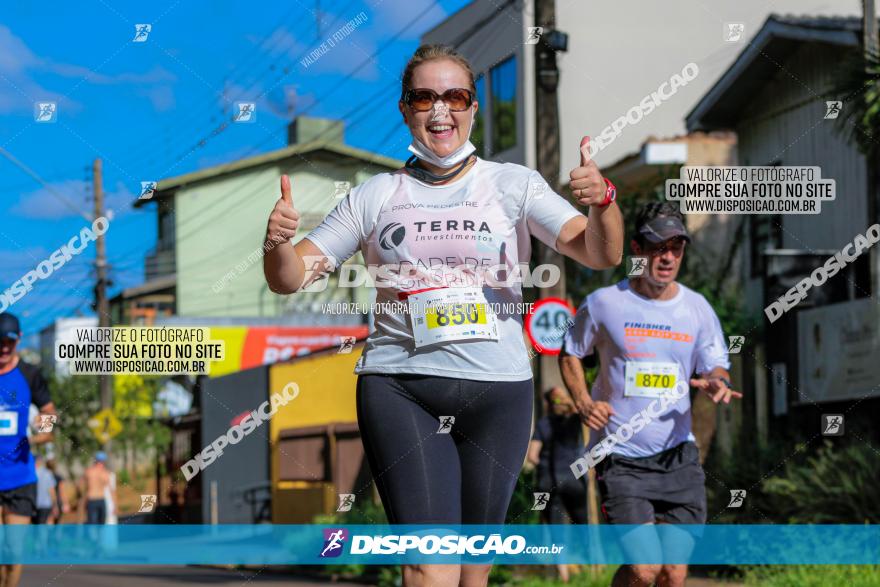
[0,313,21,340]
[95,451,107,462]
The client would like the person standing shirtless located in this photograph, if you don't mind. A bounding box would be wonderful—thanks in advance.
[79,452,115,524]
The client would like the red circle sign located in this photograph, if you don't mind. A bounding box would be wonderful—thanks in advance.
[525,297,576,356]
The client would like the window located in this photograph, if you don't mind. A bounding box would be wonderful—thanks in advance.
[158,205,176,251]
[490,56,517,154]
[750,215,782,276]
[472,75,486,157]
[750,160,783,276]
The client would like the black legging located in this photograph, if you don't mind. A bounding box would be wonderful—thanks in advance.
[357,374,534,524]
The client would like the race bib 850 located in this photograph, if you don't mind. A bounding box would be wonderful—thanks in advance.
[409,287,499,349]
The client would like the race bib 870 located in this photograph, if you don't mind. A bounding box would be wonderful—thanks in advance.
[624,361,680,398]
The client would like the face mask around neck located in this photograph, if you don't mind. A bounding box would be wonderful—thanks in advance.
[407,106,477,169]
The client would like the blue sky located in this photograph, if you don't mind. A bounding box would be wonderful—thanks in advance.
[0,0,469,344]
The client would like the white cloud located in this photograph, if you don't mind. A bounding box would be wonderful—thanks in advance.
[368,0,450,40]
[140,85,176,112]
[0,25,176,114]
[265,24,380,81]
[10,179,135,221]
[0,24,40,74]
[50,63,177,86]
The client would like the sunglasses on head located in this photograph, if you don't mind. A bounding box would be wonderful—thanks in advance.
[402,88,474,112]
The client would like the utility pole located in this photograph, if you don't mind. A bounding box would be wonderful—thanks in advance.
[93,158,112,412]
[863,0,880,298]
[534,0,566,397]
[865,0,878,57]
[533,2,604,569]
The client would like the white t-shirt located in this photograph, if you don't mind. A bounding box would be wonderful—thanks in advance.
[563,279,730,458]
[305,158,582,381]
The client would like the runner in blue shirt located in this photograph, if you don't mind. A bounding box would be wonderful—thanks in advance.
[0,313,56,587]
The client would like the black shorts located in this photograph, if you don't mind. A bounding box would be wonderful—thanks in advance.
[34,507,53,524]
[0,483,37,518]
[596,441,706,525]
[87,499,107,525]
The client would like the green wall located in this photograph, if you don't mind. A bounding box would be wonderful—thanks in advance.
[174,153,391,317]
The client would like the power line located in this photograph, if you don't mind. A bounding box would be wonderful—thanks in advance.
[0,147,92,222]
[18,274,95,335]
[156,0,435,181]
[108,7,316,168]
[108,1,439,277]
[113,1,362,175]
[109,17,428,266]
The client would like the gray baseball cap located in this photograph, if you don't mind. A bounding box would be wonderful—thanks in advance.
[638,216,691,244]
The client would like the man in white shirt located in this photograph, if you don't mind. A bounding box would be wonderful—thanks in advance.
[560,202,741,587]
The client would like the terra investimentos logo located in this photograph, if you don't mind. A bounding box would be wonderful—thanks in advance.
[379,222,406,250]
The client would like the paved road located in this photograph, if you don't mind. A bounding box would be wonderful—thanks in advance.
[19,566,366,587]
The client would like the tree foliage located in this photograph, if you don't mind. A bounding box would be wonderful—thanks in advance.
[46,373,171,473]
[831,48,880,157]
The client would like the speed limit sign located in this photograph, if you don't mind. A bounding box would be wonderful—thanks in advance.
[525,297,576,355]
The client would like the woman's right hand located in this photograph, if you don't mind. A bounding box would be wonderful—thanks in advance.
[266,175,300,244]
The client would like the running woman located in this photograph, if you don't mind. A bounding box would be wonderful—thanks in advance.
[0,313,56,587]
[264,44,623,587]
[560,202,741,587]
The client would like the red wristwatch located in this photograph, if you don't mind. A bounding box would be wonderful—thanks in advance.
[598,177,617,207]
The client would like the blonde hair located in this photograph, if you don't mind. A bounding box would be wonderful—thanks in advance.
[400,44,476,101]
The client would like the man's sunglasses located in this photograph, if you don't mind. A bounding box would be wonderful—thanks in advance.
[402,88,475,112]
[645,237,687,257]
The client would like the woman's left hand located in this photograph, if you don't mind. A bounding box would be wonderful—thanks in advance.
[569,136,609,207]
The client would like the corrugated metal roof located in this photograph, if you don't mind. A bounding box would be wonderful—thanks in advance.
[686,14,870,131]
[769,14,863,31]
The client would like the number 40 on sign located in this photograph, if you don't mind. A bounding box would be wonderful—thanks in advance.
[525,298,576,356]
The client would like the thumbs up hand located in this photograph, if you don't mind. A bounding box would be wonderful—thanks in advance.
[267,175,300,244]
[569,136,610,207]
